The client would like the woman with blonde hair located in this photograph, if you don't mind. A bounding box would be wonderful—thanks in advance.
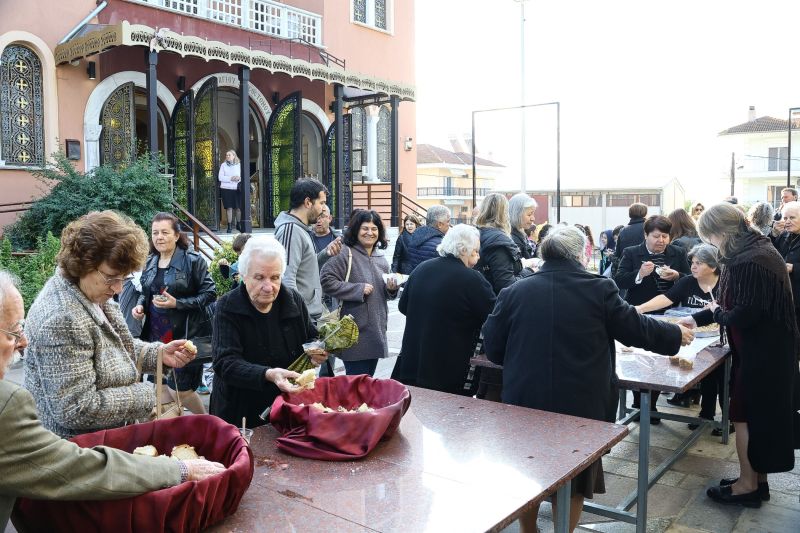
[690,201,705,221]
[219,150,242,233]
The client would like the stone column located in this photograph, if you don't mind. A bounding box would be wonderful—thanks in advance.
[366,105,379,182]
[84,123,103,172]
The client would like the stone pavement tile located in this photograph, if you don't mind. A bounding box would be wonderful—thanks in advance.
[763,471,800,495]
[761,488,800,511]
[623,424,696,450]
[665,525,712,532]
[657,471,687,488]
[674,487,742,533]
[610,440,676,466]
[732,503,800,533]
[678,474,711,491]
[579,516,672,533]
[671,454,740,480]
[687,437,737,461]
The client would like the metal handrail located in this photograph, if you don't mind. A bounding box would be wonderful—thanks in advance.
[171,201,222,261]
[397,190,427,227]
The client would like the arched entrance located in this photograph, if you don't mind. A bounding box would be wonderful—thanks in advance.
[300,112,323,180]
[99,83,168,167]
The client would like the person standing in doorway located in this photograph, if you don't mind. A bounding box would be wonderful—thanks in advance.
[219,150,242,233]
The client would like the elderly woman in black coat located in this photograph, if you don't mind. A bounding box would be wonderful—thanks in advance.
[483,226,692,532]
[391,224,496,394]
[685,203,800,508]
[210,236,327,429]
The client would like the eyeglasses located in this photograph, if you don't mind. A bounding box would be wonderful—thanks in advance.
[97,270,132,287]
[0,321,25,346]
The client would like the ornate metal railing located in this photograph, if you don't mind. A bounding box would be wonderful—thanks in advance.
[397,189,427,227]
[128,0,323,47]
[171,201,222,261]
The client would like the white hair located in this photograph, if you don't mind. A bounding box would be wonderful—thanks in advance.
[539,225,587,264]
[426,205,451,226]
[0,270,20,317]
[508,193,537,230]
[437,224,480,258]
[237,236,287,277]
[782,200,800,216]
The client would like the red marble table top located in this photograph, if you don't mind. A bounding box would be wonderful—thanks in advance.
[208,386,628,533]
[615,344,729,393]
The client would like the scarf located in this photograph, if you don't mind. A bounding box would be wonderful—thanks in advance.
[719,231,799,341]
[225,160,236,167]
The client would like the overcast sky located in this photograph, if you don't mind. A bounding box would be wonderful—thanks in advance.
[415,0,800,203]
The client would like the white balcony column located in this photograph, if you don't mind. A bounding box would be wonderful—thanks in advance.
[366,105,379,182]
[241,0,250,30]
[280,7,289,38]
[84,123,103,172]
[198,0,209,18]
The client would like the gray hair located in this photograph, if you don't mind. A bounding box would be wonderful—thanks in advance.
[437,224,480,258]
[426,205,451,226]
[697,203,758,259]
[687,243,720,274]
[237,236,287,277]
[782,200,800,216]
[0,270,20,317]
[539,225,587,263]
[747,201,775,231]
[508,193,538,230]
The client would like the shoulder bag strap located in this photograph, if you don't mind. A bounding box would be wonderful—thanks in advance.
[337,248,354,314]
[155,346,182,418]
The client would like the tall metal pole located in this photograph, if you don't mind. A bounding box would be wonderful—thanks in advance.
[556,101,561,224]
[238,66,252,233]
[333,84,345,229]
[788,110,792,188]
[145,50,158,163]
[730,152,735,197]
[389,95,400,226]
[471,111,477,210]
[519,0,526,193]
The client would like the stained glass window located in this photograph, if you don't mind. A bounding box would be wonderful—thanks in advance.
[375,0,387,30]
[350,107,366,183]
[1,45,45,167]
[353,0,366,23]
[266,93,300,225]
[169,91,193,210]
[377,106,390,182]
[193,79,219,229]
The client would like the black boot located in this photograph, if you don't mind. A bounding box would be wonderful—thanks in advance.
[226,223,232,234]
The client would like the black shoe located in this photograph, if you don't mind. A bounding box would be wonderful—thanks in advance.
[708,484,763,507]
[711,424,735,437]
[688,415,714,430]
[236,221,242,232]
[649,410,661,425]
[226,224,232,233]
[719,478,769,501]
[667,394,691,408]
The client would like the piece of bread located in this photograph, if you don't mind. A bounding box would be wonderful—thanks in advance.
[170,444,200,460]
[295,368,317,389]
[678,357,694,369]
[669,355,680,366]
[133,445,159,457]
[183,340,197,354]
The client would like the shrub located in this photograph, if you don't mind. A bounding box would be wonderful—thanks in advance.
[0,232,60,312]
[209,241,240,298]
[4,153,172,250]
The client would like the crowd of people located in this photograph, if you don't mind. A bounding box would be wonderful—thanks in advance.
[1,177,799,532]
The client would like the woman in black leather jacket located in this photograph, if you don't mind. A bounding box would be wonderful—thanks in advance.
[132,212,216,413]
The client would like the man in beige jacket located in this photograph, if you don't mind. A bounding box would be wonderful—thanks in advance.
[0,271,224,529]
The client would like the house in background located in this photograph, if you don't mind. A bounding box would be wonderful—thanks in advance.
[500,177,685,235]
[1,0,415,232]
[415,143,504,224]
[718,106,798,207]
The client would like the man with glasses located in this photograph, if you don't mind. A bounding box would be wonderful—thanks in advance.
[0,270,225,529]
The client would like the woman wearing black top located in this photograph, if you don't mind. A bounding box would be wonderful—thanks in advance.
[635,244,725,423]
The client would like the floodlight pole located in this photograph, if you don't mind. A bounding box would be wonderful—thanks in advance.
[471,101,561,221]
[788,107,800,188]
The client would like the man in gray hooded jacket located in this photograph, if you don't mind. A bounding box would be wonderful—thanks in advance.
[274,178,341,321]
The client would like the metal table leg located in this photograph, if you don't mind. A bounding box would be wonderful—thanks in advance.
[554,479,572,533]
[618,388,627,420]
[721,355,732,445]
[635,390,651,533]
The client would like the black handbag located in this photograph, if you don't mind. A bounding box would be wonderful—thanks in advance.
[183,304,214,368]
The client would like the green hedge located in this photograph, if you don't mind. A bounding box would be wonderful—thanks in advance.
[0,233,60,312]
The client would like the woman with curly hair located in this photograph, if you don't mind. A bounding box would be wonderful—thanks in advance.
[24,211,197,438]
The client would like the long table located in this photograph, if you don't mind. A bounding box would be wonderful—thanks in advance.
[208,386,628,533]
[470,337,732,533]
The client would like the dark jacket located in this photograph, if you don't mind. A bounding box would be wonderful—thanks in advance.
[209,283,317,428]
[511,228,534,259]
[614,242,690,307]
[405,225,444,272]
[773,232,800,310]
[672,235,702,254]
[483,259,682,422]
[474,226,533,295]
[137,247,216,340]
[392,255,496,394]
[616,217,646,256]
[391,231,415,274]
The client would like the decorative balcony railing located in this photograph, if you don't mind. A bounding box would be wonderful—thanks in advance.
[129,0,323,47]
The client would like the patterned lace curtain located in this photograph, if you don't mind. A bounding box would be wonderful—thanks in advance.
[1,44,45,166]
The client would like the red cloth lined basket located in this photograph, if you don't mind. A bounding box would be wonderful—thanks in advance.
[269,375,411,460]
[13,415,253,533]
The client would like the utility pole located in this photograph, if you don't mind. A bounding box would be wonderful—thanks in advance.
[515,0,529,193]
[730,152,735,197]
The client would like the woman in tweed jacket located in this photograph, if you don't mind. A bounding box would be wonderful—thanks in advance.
[23,211,197,438]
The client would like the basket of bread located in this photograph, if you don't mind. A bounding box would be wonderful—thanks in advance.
[269,374,411,460]
[13,415,253,533]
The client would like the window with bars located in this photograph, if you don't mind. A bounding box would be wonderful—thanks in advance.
[377,106,390,182]
[350,107,367,183]
[375,0,387,29]
[251,1,282,34]
[352,0,391,31]
[1,44,45,167]
[164,0,199,15]
[353,0,367,23]
[607,193,660,207]
[553,193,602,207]
[208,0,242,25]
[288,12,318,43]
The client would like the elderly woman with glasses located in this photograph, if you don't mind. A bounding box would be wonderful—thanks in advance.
[23,211,197,438]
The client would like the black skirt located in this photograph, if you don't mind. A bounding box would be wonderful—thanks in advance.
[221,188,240,209]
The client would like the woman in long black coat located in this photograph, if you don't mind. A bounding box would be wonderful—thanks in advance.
[483,225,688,532]
[391,225,496,394]
[690,203,800,508]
